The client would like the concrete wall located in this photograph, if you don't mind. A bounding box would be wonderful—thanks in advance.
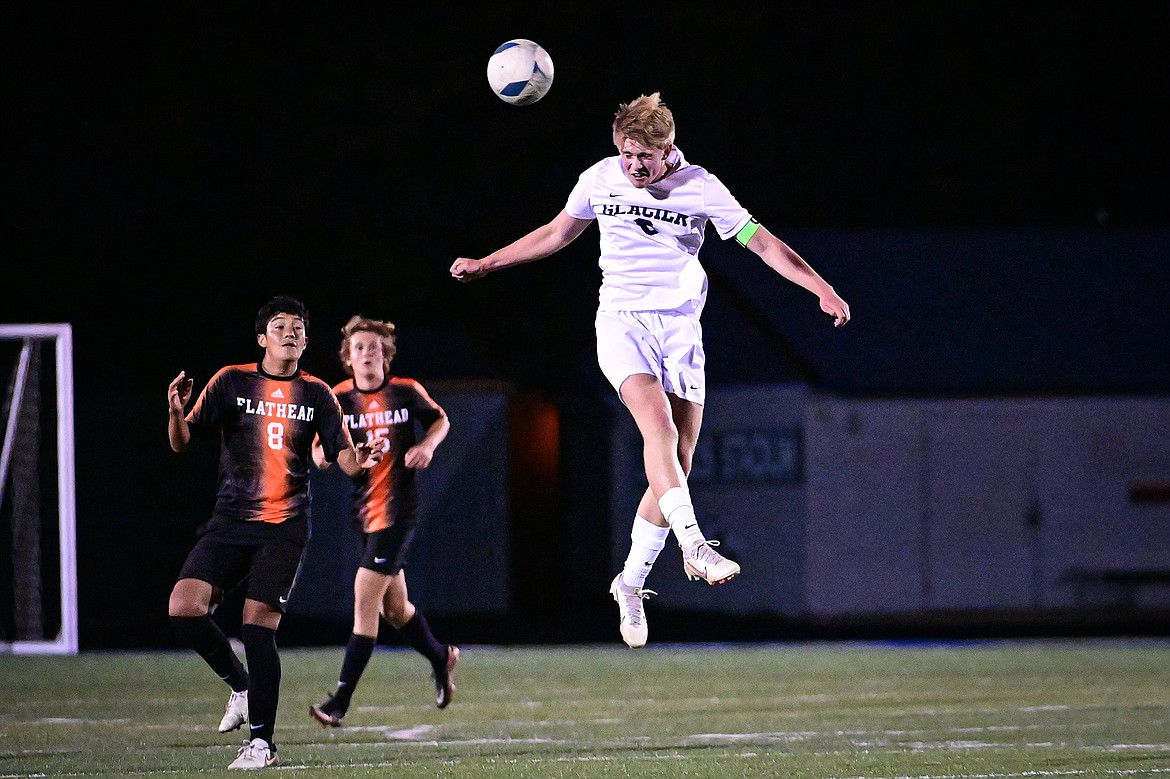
[609,386,1170,619]
[805,395,1170,616]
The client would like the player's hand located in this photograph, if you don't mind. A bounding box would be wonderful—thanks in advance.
[169,371,193,412]
[355,441,382,469]
[820,293,851,328]
[450,258,487,282]
[404,444,434,470]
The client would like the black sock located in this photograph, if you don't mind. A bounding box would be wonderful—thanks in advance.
[327,633,376,715]
[240,624,280,749]
[397,612,446,668]
[170,615,248,692]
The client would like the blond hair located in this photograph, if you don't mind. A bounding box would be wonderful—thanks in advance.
[612,92,675,150]
[338,315,397,376]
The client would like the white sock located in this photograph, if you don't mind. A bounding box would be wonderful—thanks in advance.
[622,515,669,589]
[658,486,706,549]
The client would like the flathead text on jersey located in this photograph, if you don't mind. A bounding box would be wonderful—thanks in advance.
[236,397,316,421]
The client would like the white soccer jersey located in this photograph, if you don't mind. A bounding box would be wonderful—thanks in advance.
[565,147,754,313]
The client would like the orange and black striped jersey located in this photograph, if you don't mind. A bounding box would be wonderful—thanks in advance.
[186,363,351,527]
[332,376,445,534]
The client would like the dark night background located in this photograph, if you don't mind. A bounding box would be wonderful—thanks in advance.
[3,2,1169,647]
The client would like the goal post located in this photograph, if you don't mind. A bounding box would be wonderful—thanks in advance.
[0,323,78,655]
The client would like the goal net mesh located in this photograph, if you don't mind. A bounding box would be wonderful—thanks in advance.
[0,325,77,654]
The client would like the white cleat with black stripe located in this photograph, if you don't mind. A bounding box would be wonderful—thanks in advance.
[682,540,740,585]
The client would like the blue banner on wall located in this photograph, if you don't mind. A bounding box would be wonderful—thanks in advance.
[689,428,802,485]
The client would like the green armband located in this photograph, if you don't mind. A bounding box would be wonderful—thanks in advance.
[734,218,761,247]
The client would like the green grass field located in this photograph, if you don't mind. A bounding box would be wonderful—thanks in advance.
[1,639,1167,778]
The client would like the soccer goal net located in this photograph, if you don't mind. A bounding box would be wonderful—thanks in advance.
[0,324,77,654]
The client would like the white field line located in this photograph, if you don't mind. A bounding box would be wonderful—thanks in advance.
[828,770,1170,779]
[3,755,1169,778]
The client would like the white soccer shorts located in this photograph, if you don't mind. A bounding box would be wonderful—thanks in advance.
[595,308,706,405]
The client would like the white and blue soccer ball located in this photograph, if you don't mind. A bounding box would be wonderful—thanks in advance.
[487,39,554,106]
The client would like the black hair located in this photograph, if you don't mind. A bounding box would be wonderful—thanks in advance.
[255,294,309,335]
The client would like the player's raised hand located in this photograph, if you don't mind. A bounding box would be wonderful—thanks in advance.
[169,371,194,412]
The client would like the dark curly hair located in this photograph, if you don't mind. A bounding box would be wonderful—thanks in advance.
[255,295,309,335]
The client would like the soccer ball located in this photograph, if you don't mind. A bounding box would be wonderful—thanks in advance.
[487,39,554,106]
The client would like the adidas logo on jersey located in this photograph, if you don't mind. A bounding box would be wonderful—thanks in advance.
[271,388,285,399]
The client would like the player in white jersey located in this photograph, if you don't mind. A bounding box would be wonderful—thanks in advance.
[450,92,850,648]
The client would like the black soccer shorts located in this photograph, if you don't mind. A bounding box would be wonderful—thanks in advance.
[177,525,307,613]
[359,521,418,576]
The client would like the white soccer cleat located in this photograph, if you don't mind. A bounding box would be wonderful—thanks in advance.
[609,573,656,649]
[218,690,248,733]
[682,540,740,585]
[228,737,278,770]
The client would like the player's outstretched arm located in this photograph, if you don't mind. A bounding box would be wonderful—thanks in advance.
[450,210,592,282]
[747,225,851,328]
